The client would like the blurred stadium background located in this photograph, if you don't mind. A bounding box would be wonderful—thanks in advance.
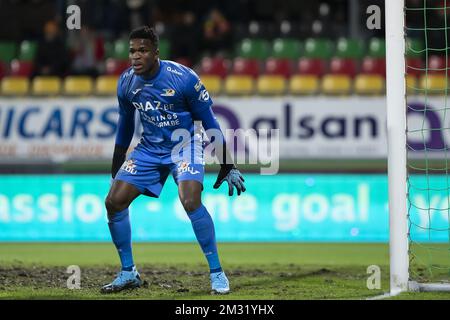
[0,0,449,299]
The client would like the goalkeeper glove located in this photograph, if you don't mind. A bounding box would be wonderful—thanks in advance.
[213,164,246,196]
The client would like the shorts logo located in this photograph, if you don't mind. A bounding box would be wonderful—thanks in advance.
[121,159,137,175]
[178,161,200,175]
[161,88,176,96]
[198,89,210,102]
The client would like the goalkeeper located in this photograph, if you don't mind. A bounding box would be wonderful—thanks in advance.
[101,26,245,294]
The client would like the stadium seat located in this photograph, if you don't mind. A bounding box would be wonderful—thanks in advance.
[271,38,302,59]
[329,58,357,78]
[200,57,230,78]
[264,58,292,78]
[256,75,286,95]
[303,38,333,59]
[104,41,114,59]
[428,55,446,74]
[236,38,270,60]
[63,76,94,95]
[199,75,222,95]
[0,62,6,79]
[10,60,33,77]
[232,58,260,78]
[289,75,319,95]
[113,39,129,59]
[406,57,424,78]
[321,74,352,95]
[297,58,326,76]
[1,76,29,96]
[335,38,364,59]
[224,75,254,95]
[18,40,37,61]
[367,38,385,58]
[354,74,384,95]
[31,76,61,96]
[105,58,130,75]
[95,75,119,95]
[420,74,448,94]
[159,39,170,60]
[406,75,418,94]
[406,38,424,58]
[0,42,16,63]
[361,57,386,77]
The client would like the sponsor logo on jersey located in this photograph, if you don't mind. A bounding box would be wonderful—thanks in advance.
[132,88,142,95]
[167,66,183,76]
[161,88,176,96]
[177,161,200,175]
[121,159,137,175]
[198,89,210,102]
[194,80,203,92]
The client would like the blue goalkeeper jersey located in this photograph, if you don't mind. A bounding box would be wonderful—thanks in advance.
[116,60,213,154]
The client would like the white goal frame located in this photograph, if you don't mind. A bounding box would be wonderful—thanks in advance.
[385,0,450,295]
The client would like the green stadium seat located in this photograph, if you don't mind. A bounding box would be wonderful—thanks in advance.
[303,38,333,59]
[368,38,385,58]
[158,39,170,60]
[104,41,115,59]
[236,38,270,60]
[271,38,302,59]
[0,42,17,63]
[335,38,364,59]
[406,38,424,58]
[18,40,37,61]
[113,39,129,59]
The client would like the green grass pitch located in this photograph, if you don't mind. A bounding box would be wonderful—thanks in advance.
[0,243,448,300]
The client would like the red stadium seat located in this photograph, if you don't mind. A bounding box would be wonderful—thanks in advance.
[232,57,260,78]
[297,58,326,77]
[329,58,357,78]
[200,57,230,78]
[10,59,33,77]
[0,62,6,79]
[264,58,292,78]
[361,57,385,77]
[427,55,446,74]
[406,57,423,77]
[105,58,130,75]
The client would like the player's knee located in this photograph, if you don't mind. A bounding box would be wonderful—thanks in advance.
[105,196,127,215]
[181,198,201,213]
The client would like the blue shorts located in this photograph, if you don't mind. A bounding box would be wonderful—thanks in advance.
[115,142,204,198]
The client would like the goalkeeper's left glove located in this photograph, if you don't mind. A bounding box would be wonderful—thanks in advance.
[213,164,246,196]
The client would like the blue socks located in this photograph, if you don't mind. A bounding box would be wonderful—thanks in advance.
[187,204,222,273]
[107,208,134,271]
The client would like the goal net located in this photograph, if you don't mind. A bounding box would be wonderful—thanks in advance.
[387,0,450,294]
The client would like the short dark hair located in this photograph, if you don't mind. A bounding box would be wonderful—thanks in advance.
[129,26,159,48]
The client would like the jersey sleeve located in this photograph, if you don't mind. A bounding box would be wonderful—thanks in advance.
[184,70,214,115]
[115,73,136,148]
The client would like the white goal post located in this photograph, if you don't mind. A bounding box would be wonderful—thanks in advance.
[385,0,450,295]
